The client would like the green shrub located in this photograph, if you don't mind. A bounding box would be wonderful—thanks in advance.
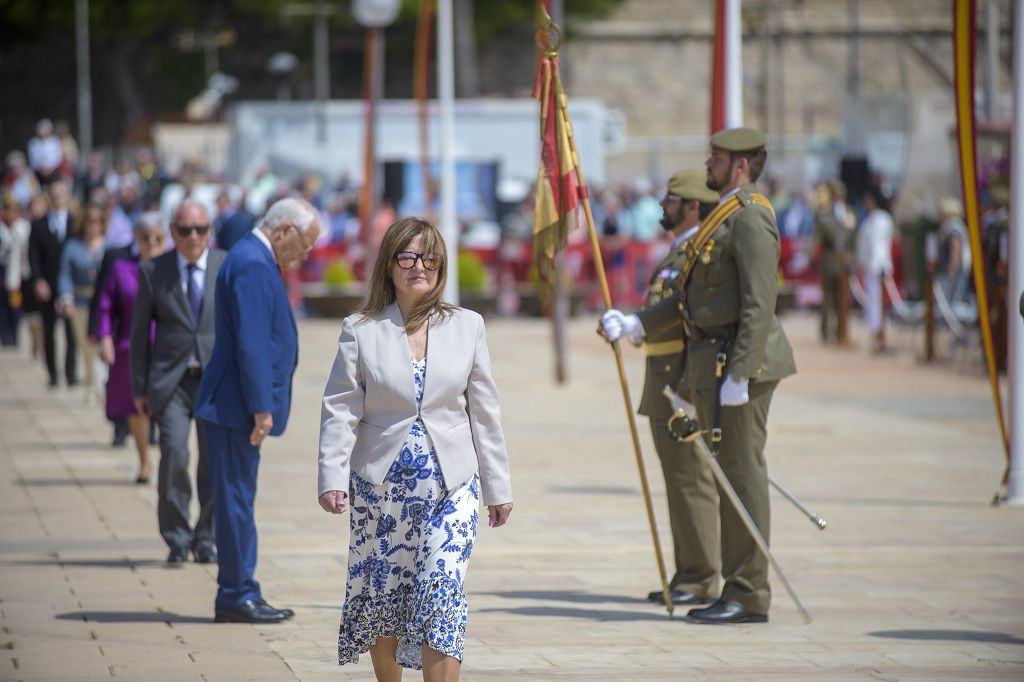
[458,252,489,292]
[323,260,355,289]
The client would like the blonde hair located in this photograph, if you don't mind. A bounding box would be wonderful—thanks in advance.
[74,202,108,238]
[357,216,456,330]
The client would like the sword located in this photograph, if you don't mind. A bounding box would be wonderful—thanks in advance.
[768,474,827,531]
[662,386,813,624]
[664,388,827,530]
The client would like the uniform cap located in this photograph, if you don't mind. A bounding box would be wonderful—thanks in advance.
[667,170,719,203]
[709,126,768,152]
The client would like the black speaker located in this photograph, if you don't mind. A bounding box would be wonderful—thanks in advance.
[839,156,870,205]
[382,161,405,206]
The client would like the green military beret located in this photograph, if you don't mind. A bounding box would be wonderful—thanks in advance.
[710,126,768,152]
[667,170,719,203]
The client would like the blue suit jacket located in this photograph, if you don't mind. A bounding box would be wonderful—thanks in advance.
[196,232,298,435]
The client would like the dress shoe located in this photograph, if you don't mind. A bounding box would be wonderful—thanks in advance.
[256,600,294,618]
[166,547,189,564]
[214,599,294,624]
[193,545,217,564]
[646,589,709,606]
[687,599,767,624]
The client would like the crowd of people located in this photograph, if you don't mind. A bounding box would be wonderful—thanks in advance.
[0,112,1011,681]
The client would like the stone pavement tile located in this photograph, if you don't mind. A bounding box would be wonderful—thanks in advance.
[4,314,1024,680]
[1,641,109,680]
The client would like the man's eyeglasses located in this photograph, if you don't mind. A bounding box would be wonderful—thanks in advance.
[175,224,210,237]
[395,251,440,271]
[661,193,683,203]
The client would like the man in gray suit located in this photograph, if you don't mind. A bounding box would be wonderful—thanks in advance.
[131,200,225,564]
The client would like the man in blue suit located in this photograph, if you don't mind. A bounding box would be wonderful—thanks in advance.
[196,197,321,624]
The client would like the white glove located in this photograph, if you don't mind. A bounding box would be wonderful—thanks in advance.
[600,309,643,345]
[720,375,749,406]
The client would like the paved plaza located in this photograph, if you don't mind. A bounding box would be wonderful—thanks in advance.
[1,311,1022,681]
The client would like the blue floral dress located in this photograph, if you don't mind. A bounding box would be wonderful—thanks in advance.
[338,355,481,670]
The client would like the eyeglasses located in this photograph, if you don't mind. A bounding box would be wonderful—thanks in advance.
[395,251,440,271]
[174,224,210,237]
[661,193,683,203]
[138,233,165,244]
[290,225,315,253]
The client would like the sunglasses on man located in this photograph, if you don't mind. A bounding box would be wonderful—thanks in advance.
[175,224,210,237]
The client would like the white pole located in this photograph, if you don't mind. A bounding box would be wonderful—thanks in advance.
[725,0,743,127]
[1004,0,1024,505]
[314,0,329,144]
[75,0,92,169]
[437,0,459,305]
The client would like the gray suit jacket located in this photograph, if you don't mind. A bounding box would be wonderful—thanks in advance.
[130,248,226,414]
[318,303,513,507]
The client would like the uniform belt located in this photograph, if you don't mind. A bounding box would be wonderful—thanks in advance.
[643,339,684,356]
[685,323,738,342]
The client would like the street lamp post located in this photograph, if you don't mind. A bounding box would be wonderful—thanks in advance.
[354,0,400,273]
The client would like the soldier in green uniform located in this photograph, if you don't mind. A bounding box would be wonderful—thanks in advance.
[604,127,796,623]
[809,180,855,344]
[599,170,722,606]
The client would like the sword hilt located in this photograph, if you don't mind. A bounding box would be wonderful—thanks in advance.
[662,386,704,443]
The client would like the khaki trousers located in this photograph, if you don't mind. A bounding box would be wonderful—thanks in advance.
[650,418,721,598]
[69,305,97,392]
[694,380,777,614]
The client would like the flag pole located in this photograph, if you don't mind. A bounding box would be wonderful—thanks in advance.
[539,16,674,618]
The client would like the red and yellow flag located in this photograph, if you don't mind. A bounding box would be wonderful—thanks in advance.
[532,1,580,302]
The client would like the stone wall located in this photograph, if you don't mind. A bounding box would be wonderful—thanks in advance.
[546,0,1013,220]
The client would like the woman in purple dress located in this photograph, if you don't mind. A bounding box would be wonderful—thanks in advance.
[96,214,165,483]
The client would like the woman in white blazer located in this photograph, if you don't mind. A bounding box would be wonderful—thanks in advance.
[318,216,512,681]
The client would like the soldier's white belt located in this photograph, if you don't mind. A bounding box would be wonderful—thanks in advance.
[644,339,684,356]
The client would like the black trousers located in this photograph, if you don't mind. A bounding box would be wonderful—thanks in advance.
[40,299,76,385]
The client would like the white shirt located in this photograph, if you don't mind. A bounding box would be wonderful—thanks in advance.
[28,136,62,173]
[48,210,69,242]
[674,225,699,249]
[717,187,741,205]
[251,227,277,264]
[177,248,209,298]
[856,209,894,276]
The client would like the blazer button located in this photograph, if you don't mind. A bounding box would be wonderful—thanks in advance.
[663,364,671,372]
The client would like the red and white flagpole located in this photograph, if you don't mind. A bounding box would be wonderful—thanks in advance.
[711,0,743,133]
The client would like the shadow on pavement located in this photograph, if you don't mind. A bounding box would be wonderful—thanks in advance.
[7,558,167,569]
[16,477,140,487]
[56,610,211,624]
[546,485,639,496]
[479,589,643,605]
[869,629,1024,645]
[802,496,982,510]
[476,605,670,622]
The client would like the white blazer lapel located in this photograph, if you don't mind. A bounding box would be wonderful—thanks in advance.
[384,302,417,406]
